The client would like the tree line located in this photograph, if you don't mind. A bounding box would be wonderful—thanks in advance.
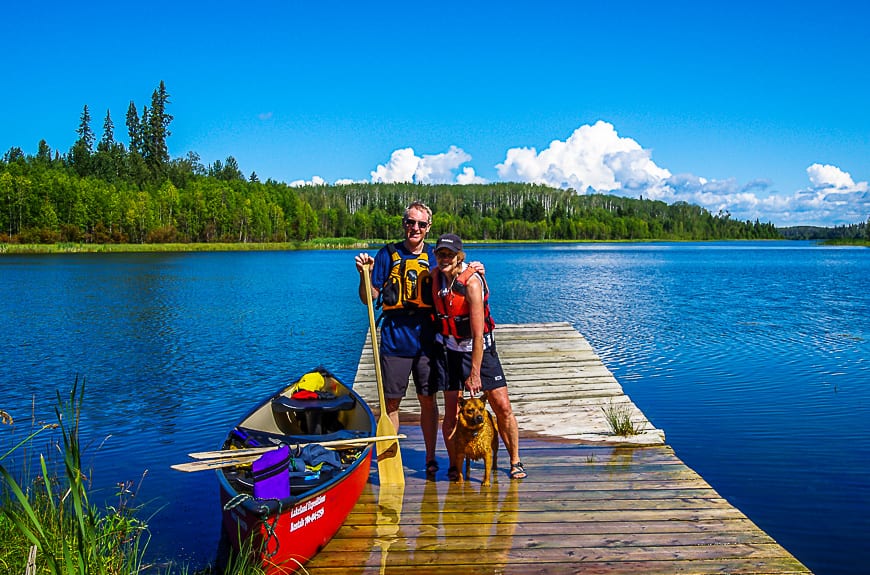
[779,222,869,241]
[1,82,782,244]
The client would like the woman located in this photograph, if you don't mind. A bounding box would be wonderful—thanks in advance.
[431,233,526,480]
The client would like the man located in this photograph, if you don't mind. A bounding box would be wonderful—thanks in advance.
[355,201,441,477]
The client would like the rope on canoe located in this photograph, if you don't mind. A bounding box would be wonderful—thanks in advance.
[223,493,263,512]
[222,493,283,558]
[260,501,283,558]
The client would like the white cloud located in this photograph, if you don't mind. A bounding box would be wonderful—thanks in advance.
[783,164,870,225]
[289,175,327,187]
[456,166,486,185]
[496,121,671,194]
[806,163,865,190]
[370,145,484,184]
[661,166,869,226]
[293,121,866,227]
[491,121,868,226]
[370,148,419,183]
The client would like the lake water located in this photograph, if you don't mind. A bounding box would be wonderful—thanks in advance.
[1,242,867,574]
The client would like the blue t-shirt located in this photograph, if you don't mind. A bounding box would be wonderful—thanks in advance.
[371,241,436,357]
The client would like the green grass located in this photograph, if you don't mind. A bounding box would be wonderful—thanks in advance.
[601,400,645,436]
[1,383,277,575]
[822,238,870,247]
[0,238,369,255]
[0,236,775,255]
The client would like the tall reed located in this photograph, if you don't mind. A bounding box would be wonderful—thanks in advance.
[0,381,149,575]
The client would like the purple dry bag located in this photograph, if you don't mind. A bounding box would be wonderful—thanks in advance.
[252,445,290,500]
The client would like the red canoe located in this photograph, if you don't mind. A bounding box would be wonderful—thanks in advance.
[216,368,375,573]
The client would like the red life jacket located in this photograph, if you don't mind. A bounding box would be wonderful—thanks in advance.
[431,266,495,340]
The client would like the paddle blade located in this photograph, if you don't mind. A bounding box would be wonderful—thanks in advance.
[171,455,260,472]
[375,414,405,486]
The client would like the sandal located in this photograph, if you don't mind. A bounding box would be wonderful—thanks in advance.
[509,462,527,480]
[447,466,460,482]
[425,460,439,478]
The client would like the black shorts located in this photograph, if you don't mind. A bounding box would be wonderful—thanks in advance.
[435,340,507,393]
[381,353,439,399]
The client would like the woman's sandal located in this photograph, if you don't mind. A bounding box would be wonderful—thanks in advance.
[447,466,460,481]
[425,460,439,478]
[509,462,527,480]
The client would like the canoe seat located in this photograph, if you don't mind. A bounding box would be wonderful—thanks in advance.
[271,394,356,435]
[271,394,356,414]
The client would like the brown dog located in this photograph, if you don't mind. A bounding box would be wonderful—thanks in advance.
[450,395,500,485]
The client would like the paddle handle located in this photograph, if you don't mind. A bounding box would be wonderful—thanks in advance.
[362,264,387,413]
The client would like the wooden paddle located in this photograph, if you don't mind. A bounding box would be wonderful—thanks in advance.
[186,434,407,460]
[172,435,407,472]
[362,263,405,485]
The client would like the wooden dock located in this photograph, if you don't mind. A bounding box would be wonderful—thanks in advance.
[302,322,810,574]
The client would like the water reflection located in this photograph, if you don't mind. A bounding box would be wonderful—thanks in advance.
[374,483,405,574]
[407,478,519,573]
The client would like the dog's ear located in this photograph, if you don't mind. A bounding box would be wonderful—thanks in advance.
[458,396,466,407]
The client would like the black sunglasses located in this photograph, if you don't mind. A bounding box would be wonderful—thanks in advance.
[403,218,430,229]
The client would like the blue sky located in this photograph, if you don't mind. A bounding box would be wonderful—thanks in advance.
[3,1,868,227]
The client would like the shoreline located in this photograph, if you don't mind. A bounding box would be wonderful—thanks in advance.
[0,237,847,255]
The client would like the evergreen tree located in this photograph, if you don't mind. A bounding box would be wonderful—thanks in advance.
[210,156,244,181]
[36,140,52,163]
[69,105,95,176]
[94,109,126,182]
[144,80,172,172]
[98,109,115,152]
[3,147,24,163]
[75,105,95,151]
[126,101,143,155]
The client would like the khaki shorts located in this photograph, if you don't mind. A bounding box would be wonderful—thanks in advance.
[381,353,439,399]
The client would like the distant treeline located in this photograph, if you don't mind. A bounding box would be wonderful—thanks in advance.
[1,82,783,244]
[779,222,868,241]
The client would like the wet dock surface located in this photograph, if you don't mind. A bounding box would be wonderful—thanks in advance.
[303,323,811,574]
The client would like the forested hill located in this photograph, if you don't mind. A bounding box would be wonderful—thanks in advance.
[0,160,779,244]
[1,82,778,245]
